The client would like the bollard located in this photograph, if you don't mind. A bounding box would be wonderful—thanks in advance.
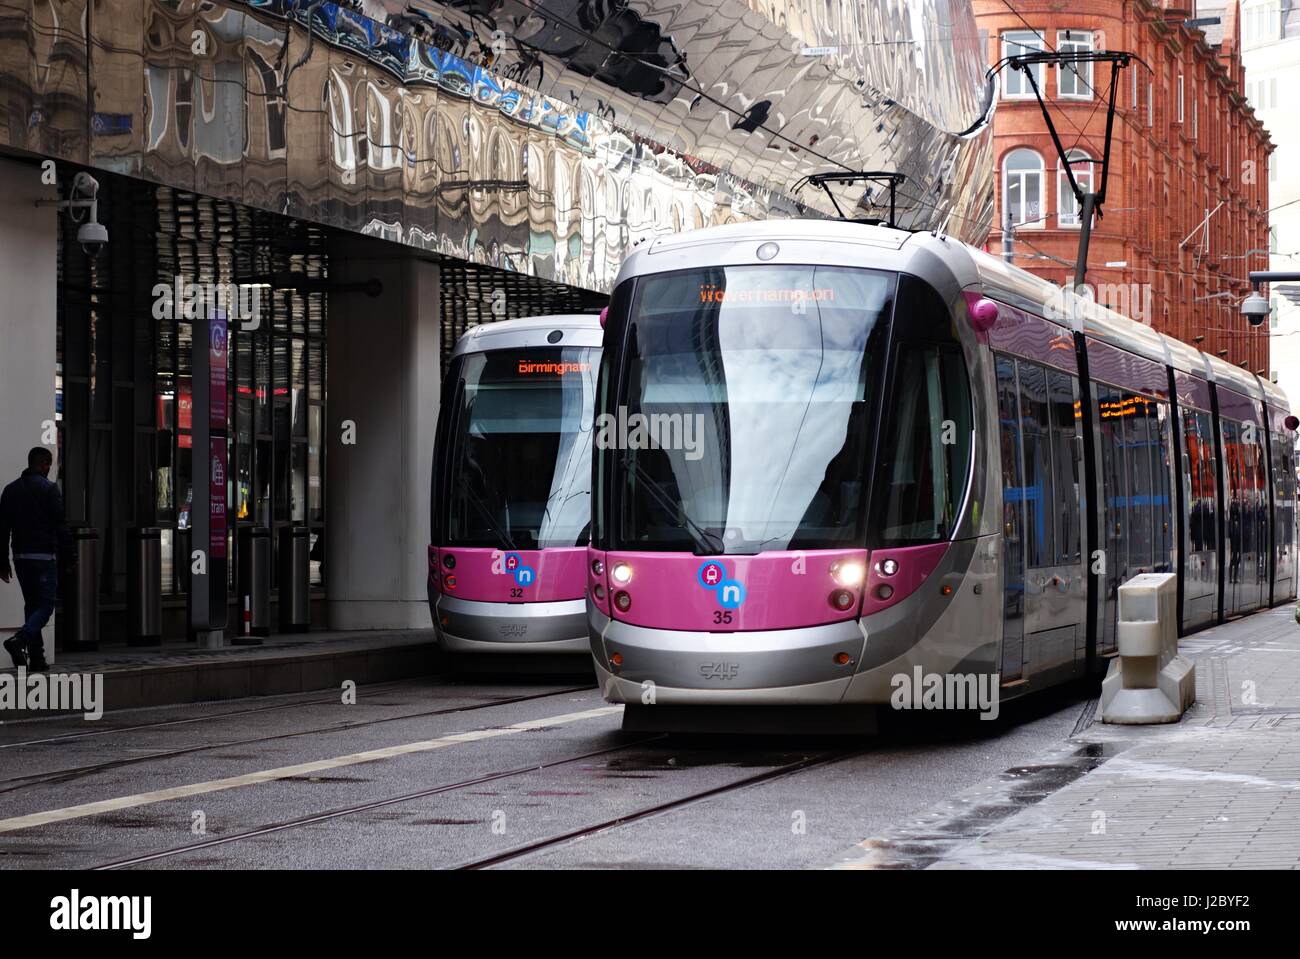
[278,525,311,632]
[235,526,271,643]
[1101,572,1195,724]
[60,526,100,652]
[127,526,163,646]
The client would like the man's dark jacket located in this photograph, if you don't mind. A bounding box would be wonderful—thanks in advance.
[0,469,73,568]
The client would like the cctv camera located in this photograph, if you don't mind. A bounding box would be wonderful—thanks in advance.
[71,171,99,198]
[77,219,108,257]
[1241,292,1270,327]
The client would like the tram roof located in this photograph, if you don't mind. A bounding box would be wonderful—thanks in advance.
[966,244,1287,410]
[450,313,604,359]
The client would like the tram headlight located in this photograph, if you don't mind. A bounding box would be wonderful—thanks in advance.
[878,558,899,577]
[610,562,633,586]
[591,559,604,577]
[613,590,632,612]
[829,560,865,587]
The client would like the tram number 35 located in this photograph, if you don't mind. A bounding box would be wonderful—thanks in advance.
[712,610,734,625]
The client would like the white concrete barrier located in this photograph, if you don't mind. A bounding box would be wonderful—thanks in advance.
[1101,572,1195,724]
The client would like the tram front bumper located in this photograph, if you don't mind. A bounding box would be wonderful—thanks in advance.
[434,595,588,653]
[589,609,867,705]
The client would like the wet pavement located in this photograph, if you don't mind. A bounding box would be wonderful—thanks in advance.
[839,605,1300,870]
[0,668,1090,869]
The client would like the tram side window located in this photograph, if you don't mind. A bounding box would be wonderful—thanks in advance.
[1275,432,1296,549]
[1185,409,1217,551]
[1279,438,1297,552]
[1223,419,1243,568]
[876,344,973,544]
[1016,361,1055,567]
[1048,369,1082,564]
[996,355,1023,553]
[1127,397,1157,570]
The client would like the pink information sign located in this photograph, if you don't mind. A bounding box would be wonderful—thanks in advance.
[208,314,228,559]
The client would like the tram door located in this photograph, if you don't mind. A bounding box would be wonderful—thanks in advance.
[1180,407,1219,630]
[1095,385,1175,651]
[997,357,1086,683]
[1270,424,1297,602]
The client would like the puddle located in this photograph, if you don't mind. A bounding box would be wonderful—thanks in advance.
[849,742,1132,869]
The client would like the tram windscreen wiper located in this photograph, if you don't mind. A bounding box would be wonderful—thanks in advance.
[618,450,725,555]
[460,483,518,552]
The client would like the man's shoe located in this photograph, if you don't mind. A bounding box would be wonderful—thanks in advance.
[3,635,28,669]
[27,653,48,672]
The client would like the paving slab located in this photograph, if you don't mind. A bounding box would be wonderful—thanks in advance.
[837,604,1300,870]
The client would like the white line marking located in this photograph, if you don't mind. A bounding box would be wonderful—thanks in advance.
[0,706,621,834]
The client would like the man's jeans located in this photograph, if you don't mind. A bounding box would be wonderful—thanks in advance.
[14,558,58,656]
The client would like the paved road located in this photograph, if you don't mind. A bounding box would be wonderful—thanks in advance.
[0,671,1094,869]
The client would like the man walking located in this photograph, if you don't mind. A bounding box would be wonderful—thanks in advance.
[0,447,73,671]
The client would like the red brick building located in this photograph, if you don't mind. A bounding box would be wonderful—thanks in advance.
[972,0,1274,374]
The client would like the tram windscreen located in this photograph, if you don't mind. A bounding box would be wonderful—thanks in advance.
[610,265,893,553]
[443,346,597,549]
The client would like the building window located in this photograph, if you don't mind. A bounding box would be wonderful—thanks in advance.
[1177,74,1184,123]
[1147,83,1153,125]
[1004,148,1045,229]
[1271,297,1279,329]
[1002,31,1046,98]
[1058,150,1094,228]
[1192,101,1198,140]
[1245,2,1283,47]
[1057,31,1094,99]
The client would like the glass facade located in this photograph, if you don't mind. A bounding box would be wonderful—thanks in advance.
[55,174,328,639]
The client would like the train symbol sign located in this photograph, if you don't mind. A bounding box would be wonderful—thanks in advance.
[697,560,746,609]
[699,562,724,588]
[501,551,536,589]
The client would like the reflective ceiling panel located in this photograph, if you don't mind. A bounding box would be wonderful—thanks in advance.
[0,0,995,293]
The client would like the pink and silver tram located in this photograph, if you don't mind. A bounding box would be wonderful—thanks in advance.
[428,314,602,656]
[585,219,1297,729]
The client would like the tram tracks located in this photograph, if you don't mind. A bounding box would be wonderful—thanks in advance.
[0,683,594,794]
[454,748,863,869]
[90,736,663,869]
[88,741,863,871]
